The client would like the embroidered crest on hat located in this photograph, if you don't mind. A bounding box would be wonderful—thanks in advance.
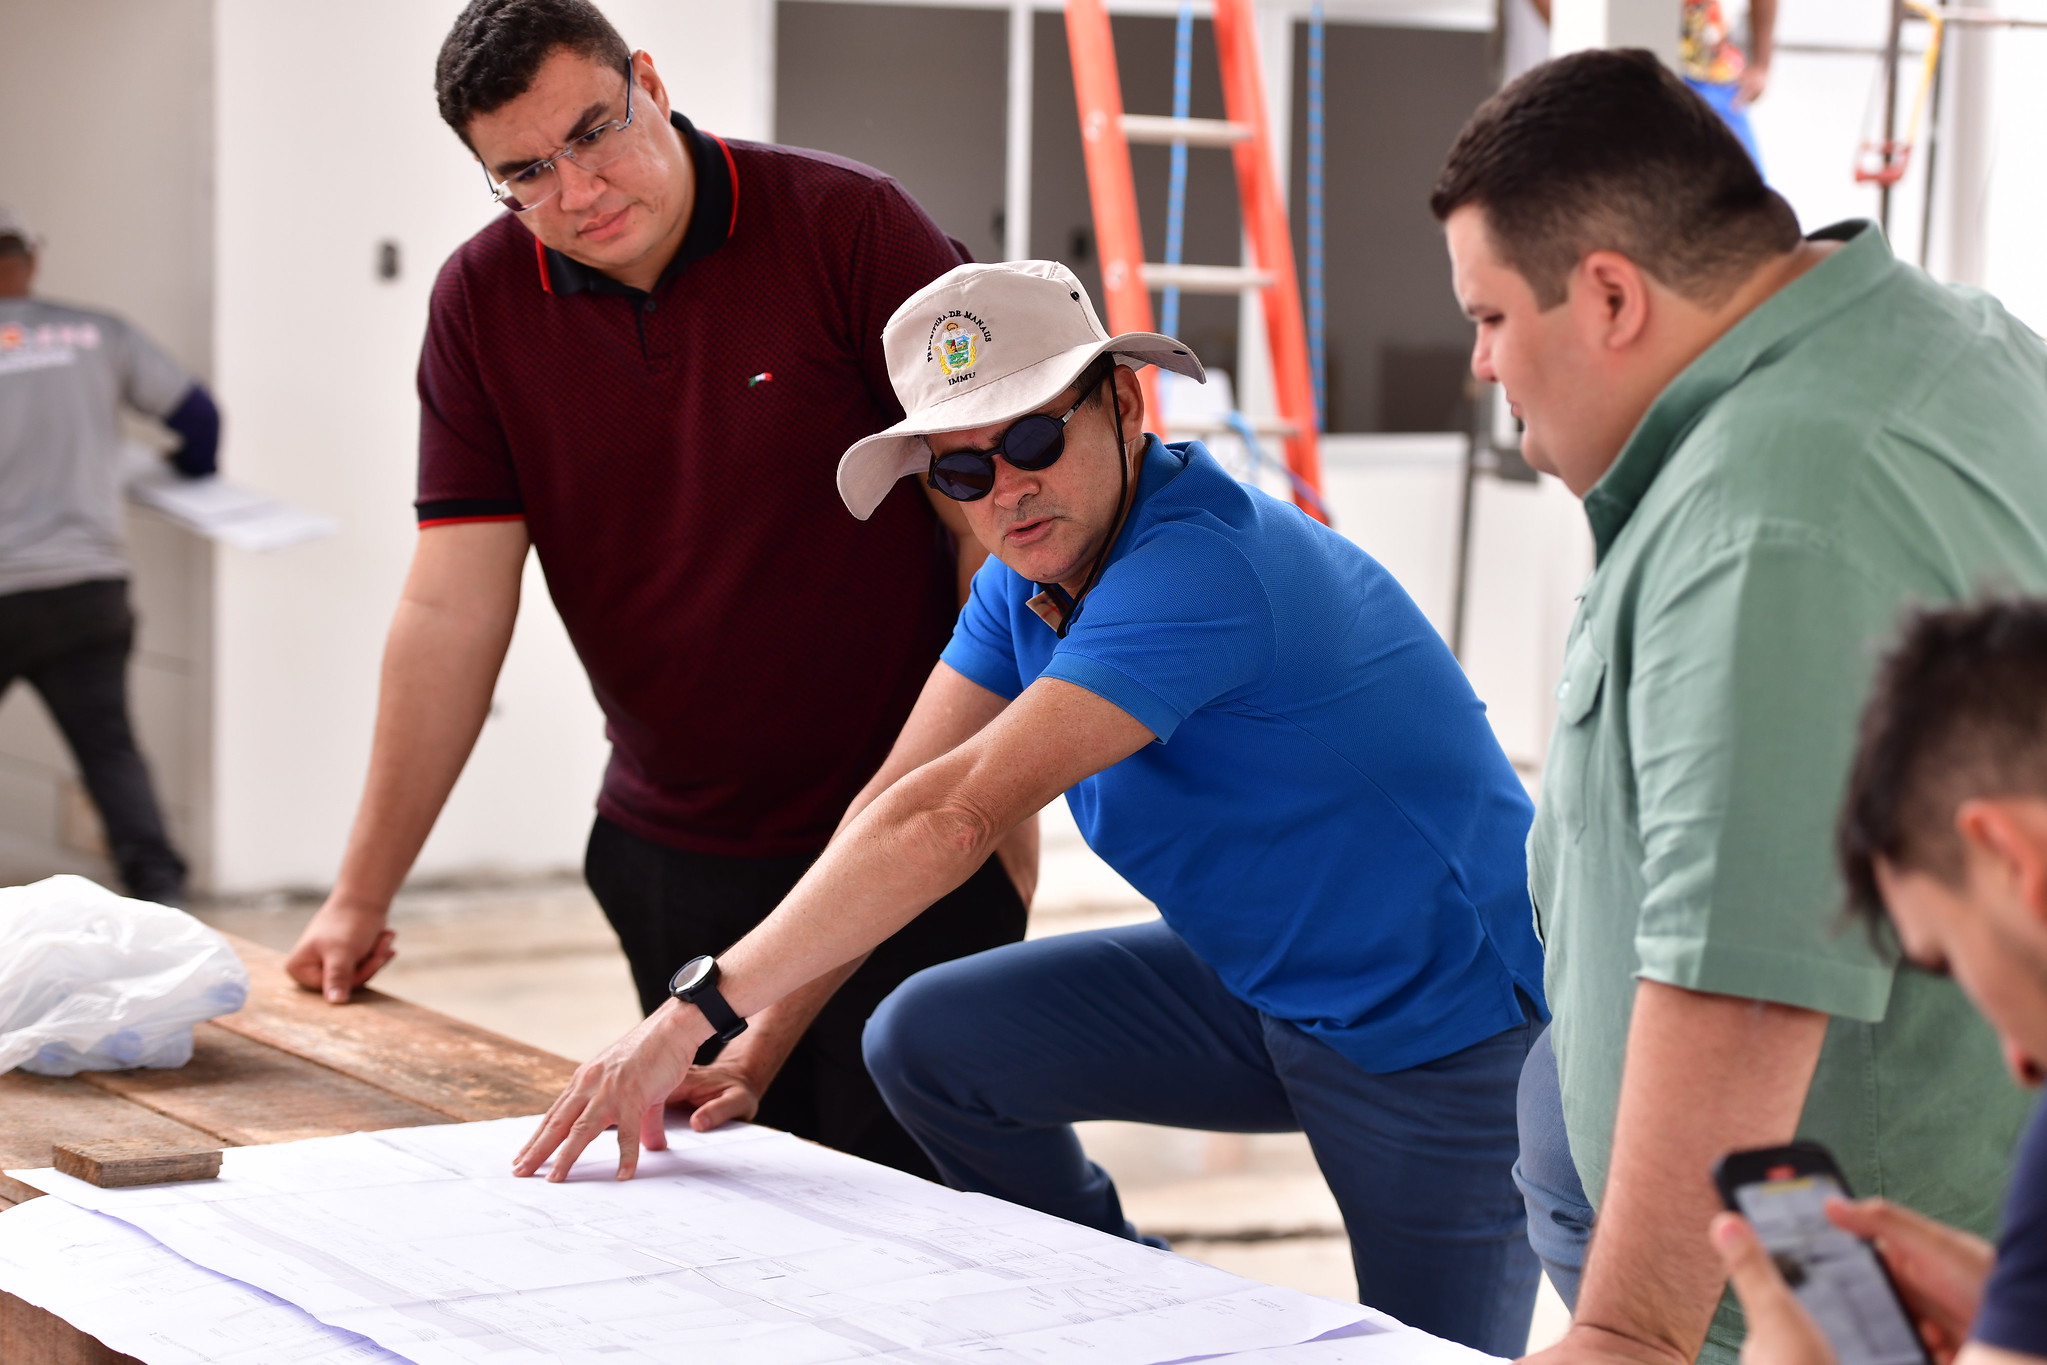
[928,310,993,385]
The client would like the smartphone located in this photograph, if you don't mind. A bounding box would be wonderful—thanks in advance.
[1713,1143,1932,1365]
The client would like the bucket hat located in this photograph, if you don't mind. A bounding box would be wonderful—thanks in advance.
[837,260,1205,519]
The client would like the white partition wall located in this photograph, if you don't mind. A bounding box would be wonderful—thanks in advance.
[0,0,217,889]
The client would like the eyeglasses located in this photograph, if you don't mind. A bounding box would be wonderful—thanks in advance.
[927,372,1109,503]
[483,68,638,213]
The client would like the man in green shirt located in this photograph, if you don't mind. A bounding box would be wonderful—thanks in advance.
[1431,48,2047,1365]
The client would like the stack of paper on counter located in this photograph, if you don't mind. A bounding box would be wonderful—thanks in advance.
[120,439,338,552]
[1,1115,1503,1365]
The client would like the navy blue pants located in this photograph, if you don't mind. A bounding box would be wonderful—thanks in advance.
[863,919,1542,1356]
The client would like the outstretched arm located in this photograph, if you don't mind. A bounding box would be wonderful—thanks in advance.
[285,522,528,1001]
[1525,980,1828,1365]
[664,658,1031,1129]
[514,670,1153,1180]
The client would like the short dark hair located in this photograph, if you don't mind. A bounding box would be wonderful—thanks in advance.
[0,235,30,260]
[1430,48,1801,308]
[1838,598,2047,925]
[436,0,631,142]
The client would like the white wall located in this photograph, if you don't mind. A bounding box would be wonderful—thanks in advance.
[1975,20,2047,329]
[0,0,216,888]
[1321,439,1589,769]
[1750,0,1927,247]
[207,0,774,891]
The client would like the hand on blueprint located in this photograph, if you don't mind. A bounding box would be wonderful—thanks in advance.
[512,998,713,1181]
[667,1057,764,1131]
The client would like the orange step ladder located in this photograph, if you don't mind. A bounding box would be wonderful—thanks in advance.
[1064,0,1327,523]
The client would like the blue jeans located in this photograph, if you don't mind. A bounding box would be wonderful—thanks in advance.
[1513,1026,1596,1309]
[863,919,1542,1356]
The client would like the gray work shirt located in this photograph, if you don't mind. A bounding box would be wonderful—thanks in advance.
[0,296,194,596]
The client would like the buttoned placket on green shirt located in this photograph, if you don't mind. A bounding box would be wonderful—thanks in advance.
[1528,220,2047,1362]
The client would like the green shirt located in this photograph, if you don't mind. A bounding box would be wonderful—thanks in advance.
[1529,221,2047,1362]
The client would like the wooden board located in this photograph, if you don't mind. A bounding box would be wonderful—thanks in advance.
[0,1291,134,1365]
[212,938,576,1120]
[80,1022,453,1146]
[0,929,580,1365]
[54,1139,222,1188]
[0,1072,221,1208]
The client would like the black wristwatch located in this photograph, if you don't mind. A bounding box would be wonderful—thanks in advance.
[668,955,748,1066]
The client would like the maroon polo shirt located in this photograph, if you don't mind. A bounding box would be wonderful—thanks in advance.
[416,114,969,859]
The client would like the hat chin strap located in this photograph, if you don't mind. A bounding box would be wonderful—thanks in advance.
[1036,380,1137,641]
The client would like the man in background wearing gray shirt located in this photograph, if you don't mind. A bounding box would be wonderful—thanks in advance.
[0,206,220,905]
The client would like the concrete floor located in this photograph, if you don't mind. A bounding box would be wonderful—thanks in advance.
[192,802,1569,1349]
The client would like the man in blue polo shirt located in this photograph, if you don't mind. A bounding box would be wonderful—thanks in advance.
[515,261,1548,1354]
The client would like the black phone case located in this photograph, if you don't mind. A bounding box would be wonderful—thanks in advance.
[1713,1140,1852,1208]
[1713,1141,1932,1365]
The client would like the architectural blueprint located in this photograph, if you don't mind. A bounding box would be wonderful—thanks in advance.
[0,1192,405,1365]
[6,1115,1402,1365]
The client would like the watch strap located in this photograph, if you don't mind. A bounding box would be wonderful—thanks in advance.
[689,981,747,1042]
[669,955,749,1050]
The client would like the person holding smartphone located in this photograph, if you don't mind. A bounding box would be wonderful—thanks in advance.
[1712,598,2047,1365]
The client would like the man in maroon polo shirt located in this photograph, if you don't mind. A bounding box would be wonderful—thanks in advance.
[285,0,1030,1179]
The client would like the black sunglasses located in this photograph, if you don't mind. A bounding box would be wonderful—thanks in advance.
[926,370,1110,503]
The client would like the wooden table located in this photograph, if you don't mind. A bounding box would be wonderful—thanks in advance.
[0,933,577,1365]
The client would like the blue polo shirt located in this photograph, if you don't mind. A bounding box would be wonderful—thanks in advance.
[941,437,1546,1072]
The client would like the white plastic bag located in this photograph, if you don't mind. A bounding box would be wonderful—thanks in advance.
[0,875,250,1076]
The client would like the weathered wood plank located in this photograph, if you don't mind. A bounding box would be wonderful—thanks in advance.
[0,1072,222,1206]
[210,933,576,1120]
[54,1139,222,1188]
[76,1023,452,1147]
[0,1291,140,1365]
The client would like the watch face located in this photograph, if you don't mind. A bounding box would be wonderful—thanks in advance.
[669,956,715,997]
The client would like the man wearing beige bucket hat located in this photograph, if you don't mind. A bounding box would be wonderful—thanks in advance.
[518,260,1549,1354]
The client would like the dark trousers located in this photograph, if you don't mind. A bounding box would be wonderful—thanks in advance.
[863,920,1543,1356]
[0,579,186,901]
[583,814,1029,1180]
